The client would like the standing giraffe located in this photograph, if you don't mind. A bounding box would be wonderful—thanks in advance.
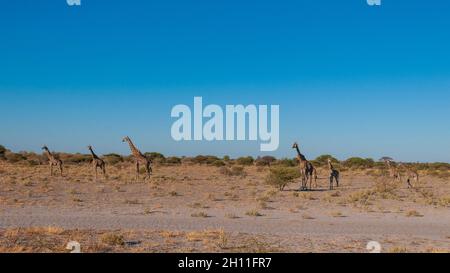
[87,145,106,180]
[292,142,317,191]
[41,146,63,176]
[398,163,418,189]
[122,136,152,181]
[327,158,340,190]
[384,159,401,182]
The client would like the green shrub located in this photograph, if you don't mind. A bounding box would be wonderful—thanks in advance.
[61,153,90,164]
[274,158,297,167]
[265,167,300,191]
[344,157,375,169]
[212,160,226,167]
[4,152,26,163]
[255,156,277,166]
[165,156,182,165]
[236,156,254,166]
[192,155,221,165]
[144,152,165,163]
[103,153,124,165]
[313,155,339,167]
[223,155,230,162]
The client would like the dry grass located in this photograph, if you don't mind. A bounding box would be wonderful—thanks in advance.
[0,162,449,253]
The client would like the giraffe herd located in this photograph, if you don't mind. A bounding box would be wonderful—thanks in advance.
[39,138,418,191]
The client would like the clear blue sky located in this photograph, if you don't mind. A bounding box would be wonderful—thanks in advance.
[1,0,450,162]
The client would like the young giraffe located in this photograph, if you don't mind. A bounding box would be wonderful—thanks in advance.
[41,146,63,176]
[122,136,152,181]
[292,142,317,190]
[87,145,106,180]
[327,158,340,190]
[398,163,418,189]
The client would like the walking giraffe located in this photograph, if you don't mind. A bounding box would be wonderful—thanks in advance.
[41,146,63,176]
[122,136,152,181]
[87,145,106,180]
[292,142,317,191]
[398,163,418,189]
[327,158,340,190]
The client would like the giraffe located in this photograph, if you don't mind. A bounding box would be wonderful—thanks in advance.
[398,163,418,189]
[292,142,317,191]
[327,158,340,190]
[384,159,401,182]
[122,136,152,181]
[41,146,63,176]
[87,145,106,180]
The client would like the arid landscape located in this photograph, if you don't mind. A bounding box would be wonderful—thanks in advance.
[0,148,449,253]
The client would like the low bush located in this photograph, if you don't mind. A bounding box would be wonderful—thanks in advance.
[236,156,254,166]
[165,156,182,165]
[265,167,300,191]
[255,156,276,166]
[103,153,124,165]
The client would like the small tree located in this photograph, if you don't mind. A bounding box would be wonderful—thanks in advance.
[236,156,254,166]
[144,152,166,163]
[103,153,124,165]
[265,167,300,191]
[313,155,339,166]
[255,156,277,166]
[344,157,375,169]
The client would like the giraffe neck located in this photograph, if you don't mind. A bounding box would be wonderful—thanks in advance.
[328,161,333,170]
[44,150,56,161]
[295,146,305,162]
[126,139,141,156]
[89,148,98,159]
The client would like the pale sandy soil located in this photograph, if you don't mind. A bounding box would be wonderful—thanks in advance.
[0,162,449,253]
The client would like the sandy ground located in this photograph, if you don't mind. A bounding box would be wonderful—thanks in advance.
[0,162,449,253]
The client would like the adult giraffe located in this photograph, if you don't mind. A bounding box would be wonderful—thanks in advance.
[122,136,152,181]
[292,142,317,190]
[87,145,106,180]
[41,146,64,177]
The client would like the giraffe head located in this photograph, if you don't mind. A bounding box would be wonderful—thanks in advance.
[87,145,93,150]
[292,142,299,149]
[122,136,130,143]
[327,158,332,163]
[41,146,49,151]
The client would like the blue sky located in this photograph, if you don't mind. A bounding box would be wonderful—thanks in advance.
[1,0,450,162]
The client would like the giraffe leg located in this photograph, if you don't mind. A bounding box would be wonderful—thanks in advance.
[60,163,63,176]
[145,161,152,181]
[102,164,107,179]
[314,169,318,188]
[329,175,333,190]
[50,164,53,177]
[94,165,98,180]
[407,178,413,189]
[135,162,140,182]
[309,172,312,191]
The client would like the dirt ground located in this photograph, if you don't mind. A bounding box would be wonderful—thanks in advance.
[0,162,449,253]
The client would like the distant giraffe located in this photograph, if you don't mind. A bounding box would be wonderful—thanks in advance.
[327,158,340,190]
[384,159,401,182]
[292,142,317,190]
[87,145,106,180]
[41,146,63,176]
[398,163,418,189]
[122,136,152,181]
